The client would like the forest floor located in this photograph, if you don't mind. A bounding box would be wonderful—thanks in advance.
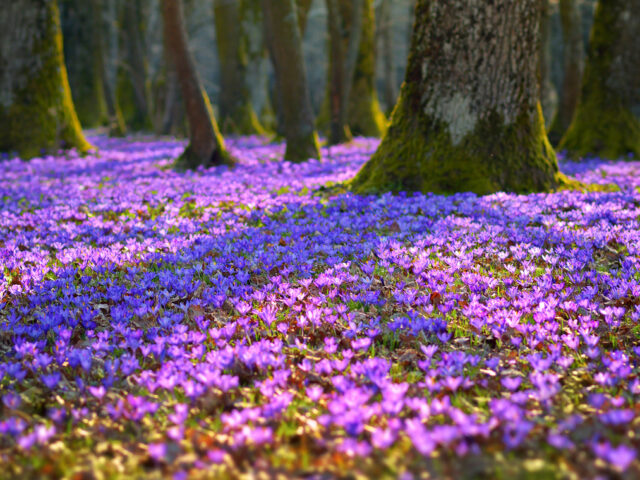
[1,135,640,479]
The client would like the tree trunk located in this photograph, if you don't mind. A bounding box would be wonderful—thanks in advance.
[326,0,364,145]
[262,0,320,162]
[241,2,275,132]
[547,0,584,145]
[376,0,396,114]
[347,0,387,138]
[0,0,92,158]
[213,0,265,135]
[60,0,108,129]
[296,0,314,35]
[159,52,181,136]
[162,0,232,169]
[351,0,566,195]
[559,0,640,160]
[120,0,153,131]
[538,0,556,127]
[92,0,126,136]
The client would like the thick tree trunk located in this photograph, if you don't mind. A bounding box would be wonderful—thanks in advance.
[538,0,556,127]
[213,0,265,136]
[548,0,584,145]
[347,0,387,138]
[162,0,232,169]
[559,0,640,160]
[91,0,126,136]
[351,0,566,195]
[325,0,364,145]
[60,0,108,129]
[262,0,320,162]
[376,0,396,114]
[120,0,153,131]
[0,0,91,158]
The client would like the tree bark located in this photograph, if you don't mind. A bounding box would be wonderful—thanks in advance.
[162,0,232,169]
[376,0,396,114]
[0,0,92,158]
[351,0,567,195]
[119,0,153,131]
[559,0,640,159]
[262,0,320,162]
[91,0,126,136]
[346,0,387,138]
[213,0,265,135]
[547,0,584,145]
[60,0,108,129]
[325,0,364,145]
[538,0,556,127]
[296,0,314,35]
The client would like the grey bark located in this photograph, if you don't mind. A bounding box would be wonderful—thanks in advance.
[262,0,320,161]
[162,0,231,168]
[326,0,364,145]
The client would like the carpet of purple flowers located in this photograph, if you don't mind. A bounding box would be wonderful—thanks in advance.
[1,135,640,478]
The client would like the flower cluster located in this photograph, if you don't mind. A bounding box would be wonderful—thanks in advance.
[0,135,639,477]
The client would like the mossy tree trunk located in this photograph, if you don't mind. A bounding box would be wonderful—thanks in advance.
[120,0,154,131]
[262,0,320,162]
[0,0,92,159]
[347,0,387,138]
[91,0,126,136]
[548,0,584,145]
[325,0,364,145]
[162,0,232,169]
[376,0,396,114]
[213,0,265,136]
[60,0,108,129]
[559,0,640,159]
[351,0,565,195]
[538,0,557,127]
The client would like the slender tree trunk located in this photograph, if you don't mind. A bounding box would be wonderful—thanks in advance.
[262,0,320,162]
[162,0,232,169]
[0,0,92,158]
[559,0,640,159]
[538,0,557,127]
[352,0,567,195]
[296,0,314,35]
[160,55,181,136]
[213,0,265,135]
[241,2,275,132]
[92,0,126,136]
[377,0,396,114]
[548,0,584,145]
[60,0,108,129]
[120,0,153,131]
[347,0,387,137]
[326,0,364,145]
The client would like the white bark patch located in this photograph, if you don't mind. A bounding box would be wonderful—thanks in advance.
[426,92,477,145]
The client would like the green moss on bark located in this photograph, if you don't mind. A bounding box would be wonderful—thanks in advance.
[351,93,566,195]
[0,0,92,159]
[559,0,640,160]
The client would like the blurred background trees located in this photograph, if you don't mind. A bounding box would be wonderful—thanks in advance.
[2,0,638,168]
